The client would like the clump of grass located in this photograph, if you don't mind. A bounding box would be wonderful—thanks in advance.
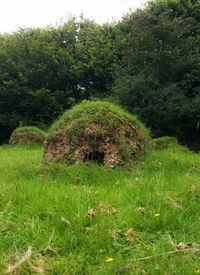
[9,126,46,145]
[44,101,150,167]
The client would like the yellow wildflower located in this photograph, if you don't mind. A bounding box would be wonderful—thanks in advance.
[154,213,160,217]
[105,257,114,262]
[109,165,114,168]
[195,270,200,273]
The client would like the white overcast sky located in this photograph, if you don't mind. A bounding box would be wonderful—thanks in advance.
[0,0,147,34]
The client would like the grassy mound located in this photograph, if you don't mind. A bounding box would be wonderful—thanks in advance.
[151,136,189,152]
[9,126,46,145]
[44,101,150,167]
[151,136,178,149]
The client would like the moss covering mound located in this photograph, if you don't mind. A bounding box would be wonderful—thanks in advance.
[44,101,150,167]
[9,126,46,145]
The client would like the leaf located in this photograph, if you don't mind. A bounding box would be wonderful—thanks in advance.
[115,264,132,274]
[168,238,200,250]
[135,207,145,214]
[191,165,197,169]
[125,228,134,245]
[176,242,199,250]
[60,217,72,227]
[87,208,96,217]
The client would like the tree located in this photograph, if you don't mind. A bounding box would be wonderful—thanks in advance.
[112,0,200,149]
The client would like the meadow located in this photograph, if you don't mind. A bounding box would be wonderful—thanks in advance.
[0,144,200,274]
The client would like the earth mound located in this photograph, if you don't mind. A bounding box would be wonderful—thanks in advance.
[9,126,46,145]
[151,136,178,149]
[151,136,189,152]
[44,101,150,167]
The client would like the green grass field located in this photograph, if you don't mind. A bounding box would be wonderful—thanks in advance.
[0,145,200,274]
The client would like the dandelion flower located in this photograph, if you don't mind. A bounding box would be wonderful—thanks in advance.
[105,257,114,262]
[109,165,114,168]
[154,213,160,217]
[195,270,200,273]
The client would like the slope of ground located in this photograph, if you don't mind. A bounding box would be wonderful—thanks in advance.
[0,145,200,274]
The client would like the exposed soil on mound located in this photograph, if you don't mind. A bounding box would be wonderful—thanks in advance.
[44,119,148,167]
[9,131,44,145]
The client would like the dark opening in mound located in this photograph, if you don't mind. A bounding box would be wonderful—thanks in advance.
[44,101,150,167]
[85,151,105,164]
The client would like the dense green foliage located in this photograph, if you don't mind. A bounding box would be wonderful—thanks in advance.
[0,0,199,149]
[0,19,117,142]
[111,0,200,149]
[0,145,200,273]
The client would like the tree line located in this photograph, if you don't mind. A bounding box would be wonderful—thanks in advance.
[0,0,199,149]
